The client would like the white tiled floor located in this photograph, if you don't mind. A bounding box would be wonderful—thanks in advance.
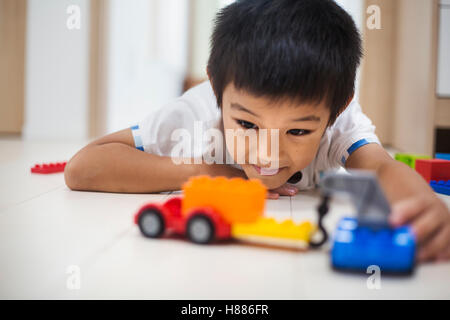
[0,137,449,299]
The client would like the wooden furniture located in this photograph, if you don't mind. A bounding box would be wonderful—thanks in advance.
[0,0,27,134]
[360,0,450,155]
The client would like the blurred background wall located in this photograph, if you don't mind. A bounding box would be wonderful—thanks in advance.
[0,0,449,154]
[24,0,91,140]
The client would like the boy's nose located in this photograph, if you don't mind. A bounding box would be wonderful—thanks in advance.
[255,151,277,168]
[256,160,279,169]
[255,129,282,167]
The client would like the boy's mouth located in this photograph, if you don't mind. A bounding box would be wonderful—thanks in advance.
[252,165,280,176]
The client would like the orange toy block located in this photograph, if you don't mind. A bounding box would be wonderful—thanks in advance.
[181,176,267,224]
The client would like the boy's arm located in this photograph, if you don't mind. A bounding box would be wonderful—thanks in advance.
[64,128,246,193]
[345,143,450,262]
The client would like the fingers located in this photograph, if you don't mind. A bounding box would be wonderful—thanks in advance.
[267,184,298,199]
[274,184,298,196]
[437,244,450,261]
[411,207,448,244]
[417,224,450,262]
[389,195,432,227]
[266,191,280,200]
[403,198,450,261]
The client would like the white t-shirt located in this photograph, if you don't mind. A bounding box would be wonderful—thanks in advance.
[131,81,381,190]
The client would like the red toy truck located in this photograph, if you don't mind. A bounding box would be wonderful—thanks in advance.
[134,176,314,246]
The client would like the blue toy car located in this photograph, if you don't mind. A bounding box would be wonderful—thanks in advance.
[331,217,416,273]
[310,171,417,275]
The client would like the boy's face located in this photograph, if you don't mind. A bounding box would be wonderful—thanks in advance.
[221,82,331,189]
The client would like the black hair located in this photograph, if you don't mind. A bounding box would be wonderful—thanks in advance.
[207,0,363,126]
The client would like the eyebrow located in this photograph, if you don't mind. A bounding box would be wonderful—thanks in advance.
[292,115,321,122]
[230,102,321,122]
[230,103,259,117]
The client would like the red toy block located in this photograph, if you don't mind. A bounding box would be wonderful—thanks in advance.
[31,162,67,174]
[415,159,450,182]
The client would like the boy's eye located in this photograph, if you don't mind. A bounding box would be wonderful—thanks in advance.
[288,129,311,136]
[236,119,258,129]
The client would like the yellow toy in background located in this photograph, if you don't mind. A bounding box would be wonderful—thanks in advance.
[231,218,314,248]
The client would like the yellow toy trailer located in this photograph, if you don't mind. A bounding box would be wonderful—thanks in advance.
[134,176,314,247]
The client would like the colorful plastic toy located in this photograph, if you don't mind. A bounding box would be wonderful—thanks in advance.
[412,159,450,196]
[310,171,416,274]
[135,176,314,247]
[415,159,450,187]
[394,153,431,169]
[31,162,67,174]
[435,153,450,161]
[331,217,415,273]
[430,180,450,196]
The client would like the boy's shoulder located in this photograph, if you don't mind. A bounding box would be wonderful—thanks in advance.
[178,80,221,121]
[318,98,381,169]
[132,81,221,156]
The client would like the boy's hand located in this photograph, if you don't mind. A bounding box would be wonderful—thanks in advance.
[345,144,450,264]
[389,194,450,262]
[267,183,299,199]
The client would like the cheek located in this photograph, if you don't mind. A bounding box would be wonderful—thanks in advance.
[286,137,322,167]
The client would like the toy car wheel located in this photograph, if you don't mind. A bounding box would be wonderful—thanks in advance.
[138,209,165,238]
[186,215,215,244]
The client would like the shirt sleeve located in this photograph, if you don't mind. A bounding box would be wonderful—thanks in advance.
[129,81,221,157]
[328,99,382,167]
[130,100,195,156]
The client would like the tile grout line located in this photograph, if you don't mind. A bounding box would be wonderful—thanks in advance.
[47,191,174,297]
[78,225,135,271]
[41,189,175,297]
[47,225,135,298]
[0,187,175,215]
[290,196,293,219]
[0,185,66,215]
[76,190,174,268]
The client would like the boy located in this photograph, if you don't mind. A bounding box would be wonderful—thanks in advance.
[65,0,450,262]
